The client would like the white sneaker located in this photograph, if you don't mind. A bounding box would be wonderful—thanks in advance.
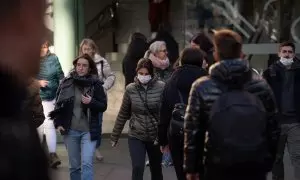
[95,149,104,161]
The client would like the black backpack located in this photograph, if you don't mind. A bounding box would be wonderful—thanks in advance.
[169,90,186,136]
[208,88,269,167]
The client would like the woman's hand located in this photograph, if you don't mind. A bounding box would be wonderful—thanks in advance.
[82,94,92,104]
[160,145,169,153]
[39,80,49,88]
[57,126,65,135]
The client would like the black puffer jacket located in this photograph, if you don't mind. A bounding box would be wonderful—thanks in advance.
[184,59,280,173]
[158,65,207,146]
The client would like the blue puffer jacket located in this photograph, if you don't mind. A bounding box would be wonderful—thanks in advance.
[37,53,64,101]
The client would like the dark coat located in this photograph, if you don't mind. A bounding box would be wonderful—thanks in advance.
[49,75,107,141]
[263,60,300,122]
[23,79,45,128]
[184,59,280,174]
[158,65,207,146]
[122,34,149,87]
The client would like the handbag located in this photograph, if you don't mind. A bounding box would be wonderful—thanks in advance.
[169,90,186,135]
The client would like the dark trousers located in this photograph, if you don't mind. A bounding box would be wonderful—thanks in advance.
[205,165,267,180]
[272,123,300,180]
[169,133,185,180]
[128,137,163,180]
[96,113,103,148]
[148,0,170,32]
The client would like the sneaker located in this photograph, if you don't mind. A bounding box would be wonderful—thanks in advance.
[49,153,61,169]
[95,149,104,162]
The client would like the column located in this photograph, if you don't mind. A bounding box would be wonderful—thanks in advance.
[75,0,85,55]
[53,0,76,74]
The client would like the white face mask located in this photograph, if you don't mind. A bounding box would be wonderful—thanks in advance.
[137,74,152,84]
[280,57,294,66]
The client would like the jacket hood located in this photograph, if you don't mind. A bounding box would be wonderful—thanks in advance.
[94,54,105,64]
[209,59,252,88]
[172,65,207,93]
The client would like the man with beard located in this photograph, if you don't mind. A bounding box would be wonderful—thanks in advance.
[264,42,300,180]
[0,1,50,180]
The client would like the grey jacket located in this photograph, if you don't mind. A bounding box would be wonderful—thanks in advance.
[94,54,116,91]
[111,77,165,142]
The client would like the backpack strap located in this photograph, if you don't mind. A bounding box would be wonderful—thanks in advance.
[177,89,184,104]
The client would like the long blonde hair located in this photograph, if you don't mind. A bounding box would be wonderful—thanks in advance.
[79,38,99,56]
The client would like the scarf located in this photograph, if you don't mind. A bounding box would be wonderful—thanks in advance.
[148,53,170,70]
[55,72,97,105]
[49,72,98,120]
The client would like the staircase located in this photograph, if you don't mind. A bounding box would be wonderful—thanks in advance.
[84,0,201,134]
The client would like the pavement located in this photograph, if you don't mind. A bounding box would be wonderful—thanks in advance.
[52,138,297,180]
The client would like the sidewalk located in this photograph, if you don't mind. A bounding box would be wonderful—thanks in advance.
[52,138,176,180]
[52,138,295,180]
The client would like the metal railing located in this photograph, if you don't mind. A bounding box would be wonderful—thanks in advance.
[85,1,119,39]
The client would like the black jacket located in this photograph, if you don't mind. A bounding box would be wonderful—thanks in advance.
[122,36,149,87]
[158,65,207,146]
[23,79,45,128]
[263,60,300,122]
[184,59,280,173]
[50,75,107,141]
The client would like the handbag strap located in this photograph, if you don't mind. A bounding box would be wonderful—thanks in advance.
[135,85,158,122]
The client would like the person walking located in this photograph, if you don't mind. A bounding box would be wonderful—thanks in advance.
[184,29,280,180]
[263,42,300,180]
[111,58,165,180]
[158,47,207,180]
[49,54,107,180]
[79,38,115,161]
[37,40,64,168]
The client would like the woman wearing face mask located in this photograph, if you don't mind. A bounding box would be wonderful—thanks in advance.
[144,41,172,82]
[49,54,107,180]
[79,38,115,161]
[111,58,165,180]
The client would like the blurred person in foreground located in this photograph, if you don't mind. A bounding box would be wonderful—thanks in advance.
[23,78,45,128]
[0,0,50,180]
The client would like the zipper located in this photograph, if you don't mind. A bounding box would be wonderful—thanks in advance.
[144,88,149,140]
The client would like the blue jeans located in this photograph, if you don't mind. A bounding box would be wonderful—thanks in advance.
[96,113,103,148]
[64,129,97,180]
